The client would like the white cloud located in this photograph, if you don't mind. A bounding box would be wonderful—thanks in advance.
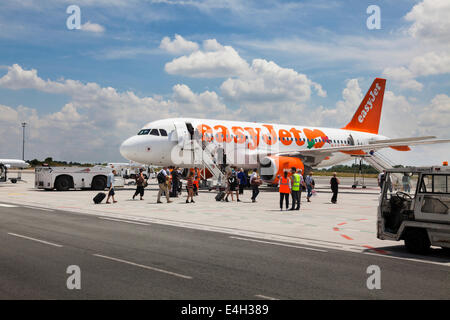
[0,64,227,161]
[81,21,105,33]
[221,58,326,103]
[409,52,450,76]
[382,51,450,91]
[164,39,249,78]
[405,0,450,41]
[160,34,199,54]
[320,78,362,126]
[382,66,423,91]
[418,94,450,132]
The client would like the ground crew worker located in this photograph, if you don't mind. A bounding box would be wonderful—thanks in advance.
[278,170,291,211]
[289,167,301,211]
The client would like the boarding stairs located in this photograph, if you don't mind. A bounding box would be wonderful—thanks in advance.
[364,151,396,172]
[363,151,404,188]
[174,121,225,187]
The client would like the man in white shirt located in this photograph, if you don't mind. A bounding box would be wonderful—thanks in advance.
[249,170,260,203]
[106,170,117,204]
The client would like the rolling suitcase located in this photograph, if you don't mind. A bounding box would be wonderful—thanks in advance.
[93,192,106,204]
[215,191,225,201]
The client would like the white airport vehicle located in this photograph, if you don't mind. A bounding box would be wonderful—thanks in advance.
[35,166,124,191]
[119,78,450,184]
[377,166,450,254]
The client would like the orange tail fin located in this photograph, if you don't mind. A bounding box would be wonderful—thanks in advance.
[342,78,386,134]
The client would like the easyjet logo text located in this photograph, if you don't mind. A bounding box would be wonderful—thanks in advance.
[197,124,328,149]
[358,82,381,123]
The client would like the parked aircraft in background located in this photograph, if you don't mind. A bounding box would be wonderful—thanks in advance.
[120,78,450,182]
[0,159,30,169]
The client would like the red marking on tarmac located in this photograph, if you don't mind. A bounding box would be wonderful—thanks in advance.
[340,234,353,240]
[356,218,368,221]
[333,227,339,231]
[362,245,388,255]
[337,222,347,226]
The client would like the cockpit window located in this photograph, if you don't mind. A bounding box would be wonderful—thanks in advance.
[159,129,168,136]
[150,129,160,136]
[138,129,150,135]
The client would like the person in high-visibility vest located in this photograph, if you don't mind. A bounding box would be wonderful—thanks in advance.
[289,167,303,211]
[278,170,291,211]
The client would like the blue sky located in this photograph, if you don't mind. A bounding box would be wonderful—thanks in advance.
[0,0,449,164]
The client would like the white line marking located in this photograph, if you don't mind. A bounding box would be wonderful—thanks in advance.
[364,252,450,267]
[230,236,328,253]
[0,204,18,208]
[93,254,193,279]
[22,206,55,212]
[255,294,279,300]
[98,217,150,226]
[7,232,63,247]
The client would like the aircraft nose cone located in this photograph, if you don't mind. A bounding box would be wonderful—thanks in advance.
[120,137,135,160]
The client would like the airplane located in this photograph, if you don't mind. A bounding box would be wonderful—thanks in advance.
[120,78,450,182]
[0,159,30,169]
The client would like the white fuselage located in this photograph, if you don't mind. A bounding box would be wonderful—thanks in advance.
[0,159,30,169]
[120,118,387,169]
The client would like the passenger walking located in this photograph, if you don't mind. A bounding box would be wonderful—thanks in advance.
[237,168,247,195]
[106,169,117,204]
[278,170,291,211]
[402,173,411,193]
[193,167,199,196]
[289,167,303,211]
[157,167,172,203]
[132,168,145,200]
[305,172,315,202]
[225,170,239,202]
[171,167,180,197]
[186,171,195,203]
[378,171,386,192]
[330,172,340,204]
[250,169,261,203]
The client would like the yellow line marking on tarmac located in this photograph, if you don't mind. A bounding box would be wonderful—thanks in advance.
[93,254,193,279]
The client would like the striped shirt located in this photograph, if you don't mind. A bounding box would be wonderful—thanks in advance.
[187,177,194,189]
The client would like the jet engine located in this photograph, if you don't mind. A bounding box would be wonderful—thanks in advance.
[259,156,304,182]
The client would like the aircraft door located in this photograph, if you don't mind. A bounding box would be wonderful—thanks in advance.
[174,121,190,147]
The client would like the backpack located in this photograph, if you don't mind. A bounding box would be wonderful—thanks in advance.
[229,175,237,187]
[157,171,166,184]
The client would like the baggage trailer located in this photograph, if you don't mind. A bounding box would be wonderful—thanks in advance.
[377,166,450,254]
[35,166,123,191]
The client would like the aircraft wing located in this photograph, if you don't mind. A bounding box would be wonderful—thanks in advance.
[275,137,450,158]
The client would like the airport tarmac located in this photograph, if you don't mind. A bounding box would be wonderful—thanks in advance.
[0,171,449,299]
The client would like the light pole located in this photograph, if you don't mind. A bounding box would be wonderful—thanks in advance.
[21,122,26,161]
